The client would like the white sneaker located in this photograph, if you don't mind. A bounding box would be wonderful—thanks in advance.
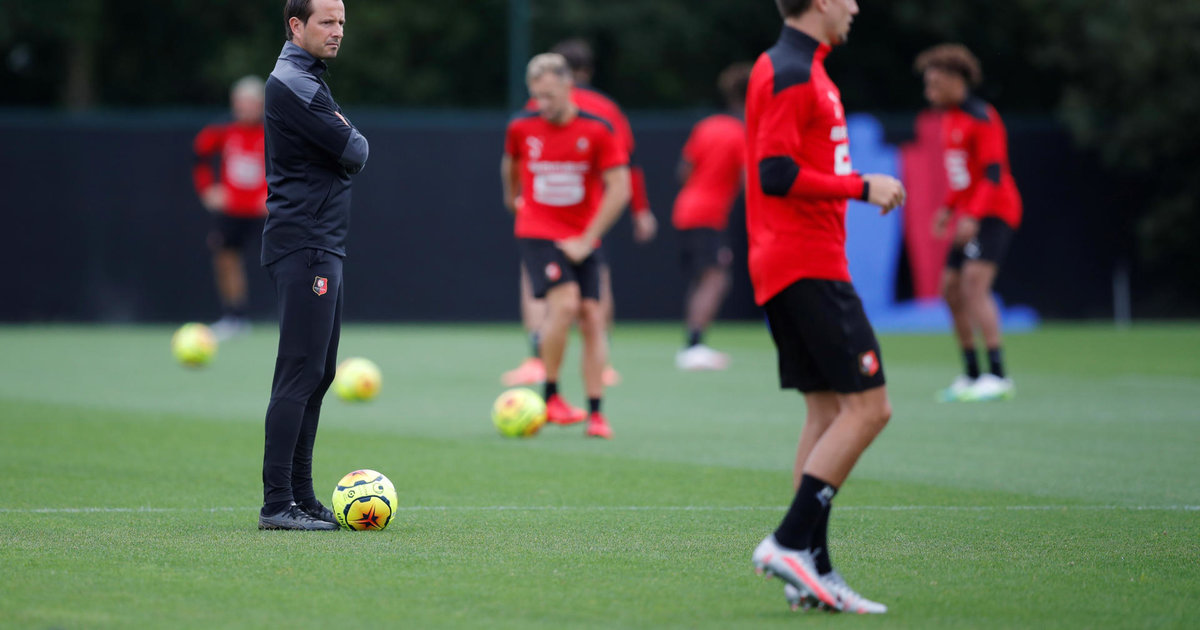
[675,344,730,371]
[936,375,975,402]
[822,570,888,614]
[210,316,250,341]
[966,373,1015,401]
[751,535,838,610]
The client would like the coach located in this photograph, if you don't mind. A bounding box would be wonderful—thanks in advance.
[258,0,368,531]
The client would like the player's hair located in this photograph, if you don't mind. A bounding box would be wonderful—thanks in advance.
[526,53,572,83]
[914,43,983,87]
[283,0,315,41]
[775,0,814,18]
[718,62,753,107]
[551,38,594,74]
[232,75,265,99]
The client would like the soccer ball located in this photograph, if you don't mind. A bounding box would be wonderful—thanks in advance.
[491,387,547,437]
[171,323,217,367]
[333,357,382,401]
[331,469,398,531]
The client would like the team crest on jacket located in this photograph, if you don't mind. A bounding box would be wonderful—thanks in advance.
[313,276,328,296]
[545,262,562,282]
[858,350,879,377]
[577,137,589,152]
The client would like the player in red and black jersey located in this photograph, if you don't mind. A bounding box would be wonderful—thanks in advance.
[192,76,268,340]
[745,0,906,614]
[671,63,751,371]
[916,44,1022,402]
[501,38,654,389]
[501,53,631,439]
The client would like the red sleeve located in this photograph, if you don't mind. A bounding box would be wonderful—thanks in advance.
[504,121,522,158]
[192,125,223,195]
[606,102,649,213]
[630,166,650,214]
[594,124,628,173]
[758,87,863,200]
[961,113,1007,219]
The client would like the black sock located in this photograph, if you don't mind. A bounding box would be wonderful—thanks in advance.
[588,397,601,414]
[230,303,247,319]
[811,503,833,574]
[774,474,838,550]
[530,331,541,359]
[687,329,703,348]
[987,347,1005,378]
[544,381,558,400]
[963,347,980,379]
[261,500,291,517]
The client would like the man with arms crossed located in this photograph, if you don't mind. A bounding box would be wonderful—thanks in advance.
[501,53,631,439]
[917,44,1022,403]
[746,0,905,613]
[258,0,368,530]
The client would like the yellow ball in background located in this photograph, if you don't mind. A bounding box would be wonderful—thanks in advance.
[331,469,398,531]
[333,357,382,402]
[171,323,217,367]
[491,387,547,437]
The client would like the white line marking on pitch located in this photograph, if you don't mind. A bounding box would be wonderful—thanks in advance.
[0,505,1196,514]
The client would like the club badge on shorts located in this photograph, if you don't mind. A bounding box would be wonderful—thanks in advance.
[545,262,562,282]
[313,276,329,296]
[858,350,880,377]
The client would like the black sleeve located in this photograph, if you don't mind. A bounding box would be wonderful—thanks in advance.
[279,84,369,174]
[758,156,800,197]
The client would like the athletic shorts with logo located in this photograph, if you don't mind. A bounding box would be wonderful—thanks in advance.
[946,216,1014,270]
[763,279,886,394]
[518,238,604,300]
[678,227,732,283]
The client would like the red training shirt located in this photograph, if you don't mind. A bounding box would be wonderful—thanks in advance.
[745,27,867,305]
[941,97,1022,229]
[192,122,268,218]
[528,86,650,214]
[505,110,628,240]
[672,113,745,231]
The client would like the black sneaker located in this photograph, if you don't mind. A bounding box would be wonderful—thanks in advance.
[297,500,339,526]
[258,504,339,531]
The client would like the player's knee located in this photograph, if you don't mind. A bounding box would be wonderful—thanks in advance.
[579,301,605,334]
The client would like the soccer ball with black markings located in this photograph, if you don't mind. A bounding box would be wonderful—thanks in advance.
[331,469,398,531]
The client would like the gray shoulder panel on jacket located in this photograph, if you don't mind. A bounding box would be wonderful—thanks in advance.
[270,58,321,106]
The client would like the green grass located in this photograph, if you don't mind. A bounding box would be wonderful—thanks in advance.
[0,322,1197,629]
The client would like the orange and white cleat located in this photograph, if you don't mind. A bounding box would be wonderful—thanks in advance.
[584,412,613,439]
[545,394,586,425]
[501,357,546,386]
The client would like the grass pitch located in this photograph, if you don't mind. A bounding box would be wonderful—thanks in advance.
[0,322,1197,629]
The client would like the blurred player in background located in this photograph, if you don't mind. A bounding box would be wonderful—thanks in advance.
[192,75,268,340]
[917,44,1022,402]
[501,53,631,439]
[746,0,906,613]
[501,38,654,388]
[671,62,751,371]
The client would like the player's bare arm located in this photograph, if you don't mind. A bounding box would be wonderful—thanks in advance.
[558,165,631,262]
[500,154,519,213]
[954,214,979,245]
[632,207,657,243]
[932,206,952,237]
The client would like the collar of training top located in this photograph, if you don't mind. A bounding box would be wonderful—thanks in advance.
[778,25,829,61]
[279,41,328,77]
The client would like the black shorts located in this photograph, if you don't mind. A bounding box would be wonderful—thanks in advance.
[946,217,1014,270]
[678,228,732,282]
[518,238,604,301]
[209,214,266,252]
[763,279,886,394]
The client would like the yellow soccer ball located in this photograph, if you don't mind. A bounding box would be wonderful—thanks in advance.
[333,357,382,402]
[491,388,547,437]
[171,323,217,367]
[331,469,398,531]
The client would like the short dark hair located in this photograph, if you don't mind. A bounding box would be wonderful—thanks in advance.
[718,62,753,107]
[914,44,983,86]
[775,0,814,18]
[551,38,594,74]
[284,0,315,41]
